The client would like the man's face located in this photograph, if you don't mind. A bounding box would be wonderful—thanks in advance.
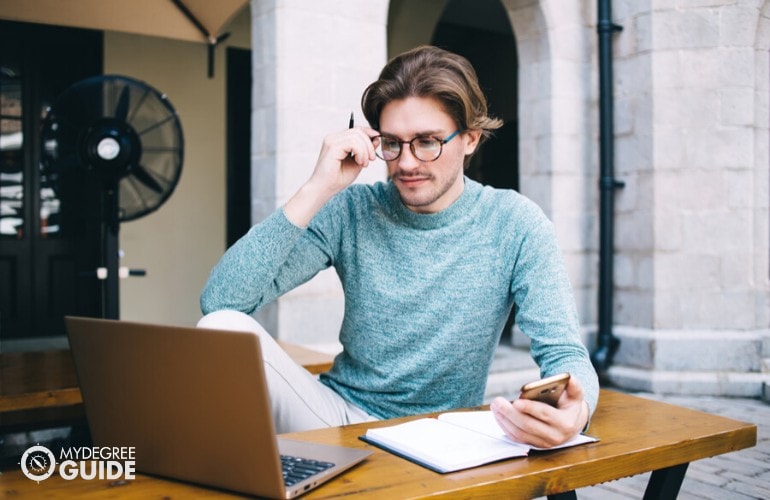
[379,96,480,214]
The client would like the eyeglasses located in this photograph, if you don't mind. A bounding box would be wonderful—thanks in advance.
[374,130,461,162]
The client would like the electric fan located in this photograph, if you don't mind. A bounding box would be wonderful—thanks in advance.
[41,75,184,319]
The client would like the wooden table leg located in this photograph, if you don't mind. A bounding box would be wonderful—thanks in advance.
[548,491,577,500]
[643,462,689,499]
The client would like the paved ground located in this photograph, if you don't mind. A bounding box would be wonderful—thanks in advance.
[555,392,770,500]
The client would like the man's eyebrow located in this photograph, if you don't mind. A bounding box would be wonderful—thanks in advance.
[379,129,445,138]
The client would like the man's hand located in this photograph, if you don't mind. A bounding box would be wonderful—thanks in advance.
[284,127,380,228]
[310,127,380,194]
[489,375,590,448]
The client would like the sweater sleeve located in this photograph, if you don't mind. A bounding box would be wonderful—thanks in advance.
[200,208,335,315]
[510,210,600,417]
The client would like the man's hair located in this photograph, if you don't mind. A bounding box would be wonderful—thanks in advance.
[361,45,503,146]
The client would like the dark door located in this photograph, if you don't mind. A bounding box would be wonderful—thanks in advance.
[432,0,519,344]
[0,21,103,341]
[226,47,252,248]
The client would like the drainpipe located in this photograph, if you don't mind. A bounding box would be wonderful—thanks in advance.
[591,0,624,374]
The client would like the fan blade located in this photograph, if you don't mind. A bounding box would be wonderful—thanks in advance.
[132,164,164,194]
[114,85,131,121]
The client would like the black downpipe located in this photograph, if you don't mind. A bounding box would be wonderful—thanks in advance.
[591,0,624,374]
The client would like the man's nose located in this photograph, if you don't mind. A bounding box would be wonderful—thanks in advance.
[397,145,421,170]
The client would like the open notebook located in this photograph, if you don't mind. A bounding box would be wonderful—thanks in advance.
[361,410,597,473]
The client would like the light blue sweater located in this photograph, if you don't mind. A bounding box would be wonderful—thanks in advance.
[201,178,599,419]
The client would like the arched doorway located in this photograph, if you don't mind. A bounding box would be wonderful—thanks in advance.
[431,0,518,193]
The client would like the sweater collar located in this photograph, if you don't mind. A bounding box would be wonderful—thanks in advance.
[386,176,479,229]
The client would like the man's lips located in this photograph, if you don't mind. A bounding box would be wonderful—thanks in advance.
[395,174,430,186]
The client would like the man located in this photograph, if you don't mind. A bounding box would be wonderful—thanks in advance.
[200,45,598,448]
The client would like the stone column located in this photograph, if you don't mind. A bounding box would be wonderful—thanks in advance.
[608,0,770,396]
[249,0,388,343]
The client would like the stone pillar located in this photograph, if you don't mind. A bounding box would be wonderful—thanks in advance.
[505,0,598,332]
[607,0,770,395]
[249,0,388,343]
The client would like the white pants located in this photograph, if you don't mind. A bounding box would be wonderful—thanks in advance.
[197,310,376,434]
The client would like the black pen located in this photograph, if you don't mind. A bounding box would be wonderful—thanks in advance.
[347,113,356,159]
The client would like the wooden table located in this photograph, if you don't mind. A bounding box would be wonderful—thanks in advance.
[0,343,335,431]
[276,342,336,375]
[0,351,83,413]
[0,350,85,432]
[0,390,756,499]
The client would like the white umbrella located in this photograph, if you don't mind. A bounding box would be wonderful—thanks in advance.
[0,0,248,76]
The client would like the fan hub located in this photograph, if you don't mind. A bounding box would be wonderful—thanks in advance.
[41,74,184,222]
[81,119,142,180]
[96,137,120,161]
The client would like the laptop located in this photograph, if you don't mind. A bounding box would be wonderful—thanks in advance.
[64,316,371,499]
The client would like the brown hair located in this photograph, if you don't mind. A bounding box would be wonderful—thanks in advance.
[361,46,502,145]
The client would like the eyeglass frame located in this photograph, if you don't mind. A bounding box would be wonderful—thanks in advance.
[373,129,461,162]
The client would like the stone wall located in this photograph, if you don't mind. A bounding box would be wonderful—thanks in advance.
[605,0,770,394]
[248,0,388,342]
[247,0,770,396]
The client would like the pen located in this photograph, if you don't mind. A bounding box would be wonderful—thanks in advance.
[347,113,355,159]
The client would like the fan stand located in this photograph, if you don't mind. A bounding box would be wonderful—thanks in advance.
[102,182,121,320]
[42,75,183,321]
[85,125,141,320]
[98,183,147,320]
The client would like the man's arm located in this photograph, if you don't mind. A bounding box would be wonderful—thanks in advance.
[490,201,599,447]
[200,126,379,314]
[284,126,379,227]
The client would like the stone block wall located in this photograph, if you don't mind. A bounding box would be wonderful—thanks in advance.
[249,0,388,341]
[245,0,770,396]
[605,0,770,393]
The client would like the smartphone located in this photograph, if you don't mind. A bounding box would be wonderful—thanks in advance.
[518,372,570,407]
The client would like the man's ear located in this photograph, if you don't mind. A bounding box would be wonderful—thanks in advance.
[463,129,483,155]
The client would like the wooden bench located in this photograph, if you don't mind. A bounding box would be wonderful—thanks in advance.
[0,343,335,432]
[277,341,336,375]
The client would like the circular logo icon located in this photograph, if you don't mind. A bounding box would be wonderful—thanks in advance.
[20,445,57,482]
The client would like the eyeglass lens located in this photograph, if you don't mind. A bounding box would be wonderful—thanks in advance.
[375,131,459,162]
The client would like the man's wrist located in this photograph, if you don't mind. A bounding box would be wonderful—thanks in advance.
[284,180,337,228]
[580,400,591,432]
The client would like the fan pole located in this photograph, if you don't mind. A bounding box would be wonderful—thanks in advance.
[103,185,120,319]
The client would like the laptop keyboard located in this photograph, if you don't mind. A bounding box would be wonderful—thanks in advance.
[281,455,335,486]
